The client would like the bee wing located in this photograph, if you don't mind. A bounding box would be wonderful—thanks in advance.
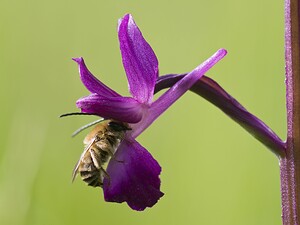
[72,137,97,182]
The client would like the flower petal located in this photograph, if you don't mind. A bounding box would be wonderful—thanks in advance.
[76,94,143,123]
[155,74,286,156]
[103,138,164,211]
[118,14,159,103]
[131,48,227,138]
[73,57,121,97]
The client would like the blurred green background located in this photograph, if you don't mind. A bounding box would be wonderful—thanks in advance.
[0,0,285,225]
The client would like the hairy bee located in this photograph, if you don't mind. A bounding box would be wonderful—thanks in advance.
[60,113,131,188]
[72,120,131,187]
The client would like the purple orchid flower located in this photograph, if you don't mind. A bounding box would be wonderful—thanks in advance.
[72,14,227,211]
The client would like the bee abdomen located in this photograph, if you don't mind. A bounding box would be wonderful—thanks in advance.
[80,169,103,187]
[100,150,109,163]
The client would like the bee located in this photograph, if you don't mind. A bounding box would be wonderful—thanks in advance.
[60,113,131,187]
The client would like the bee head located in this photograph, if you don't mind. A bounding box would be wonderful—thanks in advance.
[108,121,131,132]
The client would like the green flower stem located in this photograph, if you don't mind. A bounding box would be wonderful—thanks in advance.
[281,0,300,224]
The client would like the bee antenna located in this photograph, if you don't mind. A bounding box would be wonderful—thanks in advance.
[59,112,100,118]
[72,118,105,137]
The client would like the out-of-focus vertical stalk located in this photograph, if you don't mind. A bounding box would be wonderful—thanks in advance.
[281,0,300,224]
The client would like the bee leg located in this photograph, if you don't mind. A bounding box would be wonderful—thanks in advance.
[112,156,124,163]
[90,149,101,169]
[100,167,111,186]
[107,149,124,163]
[98,180,103,188]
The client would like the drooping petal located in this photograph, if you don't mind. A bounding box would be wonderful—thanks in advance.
[76,94,143,123]
[118,14,159,104]
[155,74,286,156]
[131,48,227,138]
[103,138,164,211]
[73,57,121,97]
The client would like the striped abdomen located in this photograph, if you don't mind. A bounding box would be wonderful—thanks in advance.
[72,120,131,188]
